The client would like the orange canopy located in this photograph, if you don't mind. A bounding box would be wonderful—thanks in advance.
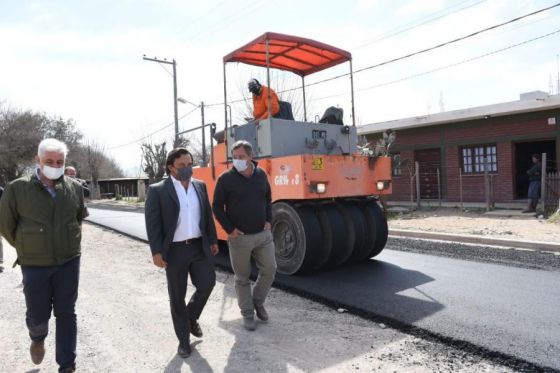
[223,32,352,77]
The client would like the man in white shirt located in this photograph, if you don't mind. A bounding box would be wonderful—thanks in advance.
[144,148,219,358]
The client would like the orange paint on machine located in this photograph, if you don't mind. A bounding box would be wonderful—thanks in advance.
[192,32,392,275]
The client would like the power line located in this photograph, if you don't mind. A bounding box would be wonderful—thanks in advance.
[173,0,228,36]
[354,0,488,49]
[308,1,560,88]
[184,0,266,44]
[311,27,560,102]
[206,2,560,107]
[352,2,560,75]
[107,106,200,150]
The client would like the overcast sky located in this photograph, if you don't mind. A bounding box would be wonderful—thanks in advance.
[1,0,559,175]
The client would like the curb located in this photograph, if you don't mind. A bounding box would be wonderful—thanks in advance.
[389,229,560,253]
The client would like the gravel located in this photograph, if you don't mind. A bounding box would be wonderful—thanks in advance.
[387,236,560,271]
[0,225,522,373]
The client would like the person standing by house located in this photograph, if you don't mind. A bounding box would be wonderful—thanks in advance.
[144,147,219,358]
[523,154,542,213]
[212,140,277,331]
[248,78,280,124]
[0,138,88,373]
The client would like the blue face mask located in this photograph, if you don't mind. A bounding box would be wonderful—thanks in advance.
[175,165,193,181]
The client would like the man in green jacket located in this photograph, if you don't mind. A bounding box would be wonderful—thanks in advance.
[0,138,88,373]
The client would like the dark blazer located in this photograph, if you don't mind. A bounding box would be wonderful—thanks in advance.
[144,177,217,260]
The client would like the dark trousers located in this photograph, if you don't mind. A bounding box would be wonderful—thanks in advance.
[21,256,80,371]
[165,240,215,345]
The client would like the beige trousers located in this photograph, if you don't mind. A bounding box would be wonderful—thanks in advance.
[227,229,277,317]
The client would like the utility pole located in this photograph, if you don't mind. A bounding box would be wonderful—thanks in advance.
[200,101,207,166]
[143,55,179,147]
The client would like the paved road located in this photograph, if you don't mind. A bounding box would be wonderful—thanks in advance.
[86,207,560,371]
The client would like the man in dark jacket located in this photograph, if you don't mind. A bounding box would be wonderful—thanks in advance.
[0,138,88,373]
[212,140,277,331]
[523,154,542,213]
[144,147,219,358]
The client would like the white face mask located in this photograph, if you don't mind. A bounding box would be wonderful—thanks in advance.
[233,159,249,172]
[42,165,65,180]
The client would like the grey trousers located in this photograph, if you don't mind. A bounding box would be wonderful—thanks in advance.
[228,229,277,317]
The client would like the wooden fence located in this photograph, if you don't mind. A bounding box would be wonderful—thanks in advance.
[544,171,560,217]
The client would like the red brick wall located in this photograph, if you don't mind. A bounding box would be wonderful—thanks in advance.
[374,110,559,203]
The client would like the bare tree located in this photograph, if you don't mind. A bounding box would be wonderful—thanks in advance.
[83,140,105,199]
[0,105,84,185]
[141,141,167,183]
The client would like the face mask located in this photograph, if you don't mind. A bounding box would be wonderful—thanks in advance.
[42,165,64,180]
[233,159,248,172]
[174,165,193,181]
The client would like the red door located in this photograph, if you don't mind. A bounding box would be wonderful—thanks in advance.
[415,148,441,199]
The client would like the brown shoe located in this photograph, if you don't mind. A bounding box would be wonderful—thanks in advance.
[59,367,75,373]
[189,318,203,338]
[30,340,45,365]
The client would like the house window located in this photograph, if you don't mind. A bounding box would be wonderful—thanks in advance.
[461,145,497,174]
[392,153,403,176]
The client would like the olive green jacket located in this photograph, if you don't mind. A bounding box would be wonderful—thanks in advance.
[0,173,89,266]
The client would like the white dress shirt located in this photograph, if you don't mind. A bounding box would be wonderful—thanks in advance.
[171,175,202,242]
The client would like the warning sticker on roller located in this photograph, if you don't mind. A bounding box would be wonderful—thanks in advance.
[311,157,323,170]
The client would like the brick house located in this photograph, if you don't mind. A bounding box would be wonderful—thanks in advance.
[358,92,560,204]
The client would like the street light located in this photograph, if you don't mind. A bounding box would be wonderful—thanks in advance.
[177,97,207,166]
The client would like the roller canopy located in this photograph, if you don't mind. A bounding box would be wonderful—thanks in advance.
[223,32,352,77]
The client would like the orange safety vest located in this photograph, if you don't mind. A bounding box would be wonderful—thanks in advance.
[252,86,280,120]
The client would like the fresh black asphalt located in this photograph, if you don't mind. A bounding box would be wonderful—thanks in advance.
[86,207,560,372]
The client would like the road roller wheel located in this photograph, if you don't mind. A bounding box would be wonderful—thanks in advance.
[363,200,388,258]
[271,202,323,275]
[345,202,370,262]
[318,203,353,269]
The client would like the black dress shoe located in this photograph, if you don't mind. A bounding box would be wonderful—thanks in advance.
[178,342,192,358]
[189,318,203,338]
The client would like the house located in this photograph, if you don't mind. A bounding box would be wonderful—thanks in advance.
[358,92,560,204]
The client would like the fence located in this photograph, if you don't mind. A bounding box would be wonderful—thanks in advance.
[405,160,497,211]
[399,153,559,214]
[544,169,560,217]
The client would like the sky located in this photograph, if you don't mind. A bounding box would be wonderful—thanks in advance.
[1,0,559,176]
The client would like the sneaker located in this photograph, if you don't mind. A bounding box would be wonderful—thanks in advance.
[254,305,269,322]
[30,340,45,365]
[243,316,257,331]
[59,367,76,373]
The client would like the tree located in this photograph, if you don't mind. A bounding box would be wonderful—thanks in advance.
[78,140,105,199]
[0,102,124,188]
[0,108,46,184]
[141,141,167,183]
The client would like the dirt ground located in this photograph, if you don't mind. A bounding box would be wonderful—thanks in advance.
[388,208,560,243]
[0,225,515,373]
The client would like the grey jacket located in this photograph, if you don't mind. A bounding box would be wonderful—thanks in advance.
[144,177,217,260]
